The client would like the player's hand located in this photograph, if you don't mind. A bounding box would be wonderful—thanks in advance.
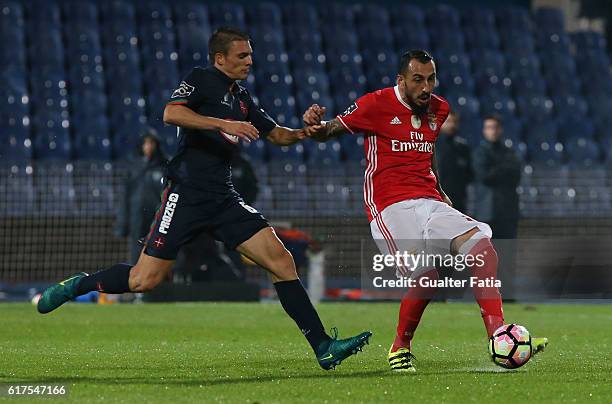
[303,104,326,126]
[219,120,259,142]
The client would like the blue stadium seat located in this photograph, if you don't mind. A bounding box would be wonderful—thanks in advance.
[426,4,460,29]
[309,169,351,215]
[534,7,565,33]
[246,2,282,25]
[288,50,326,72]
[0,133,32,162]
[500,31,536,53]
[285,26,323,54]
[320,2,355,28]
[74,134,112,160]
[515,95,554,122]
[463,26,500,51]
[524,120,558,144]
[323,28,360,54]
[33,130,72,160]
[496,6,532,32]
[340,135,365,162]
[74,161,114,214]
[363,51,398,91]
[445,94,480,121]
[258,93,299,128]
[565,137,601,167]
[282,2,319,27]
[100,0,135,22]
[268,143,305,162]
[479,95,516,119]
[240,138,266,162]
[392,27,429,52]
[209,3,247,30]
[536,31,571,53]
[429,29,465,53]
[358,25,394,54]
[0,163,35,215]
[435,52,471,78]
[305,139,342,164]
[527,140,564,167]
[268,162,310,215]
[471,50,506,77]
[572,31,607,51]
[475,74,512,98]
[553,95,589,118]
[173,2,209,26]
[510,71,547,97]
[34,161,78,215]
[558,115,595,141]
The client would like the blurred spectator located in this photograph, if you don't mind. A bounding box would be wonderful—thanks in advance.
[472,115,522,238]
[435,111,472,213]
[116,129,168,263]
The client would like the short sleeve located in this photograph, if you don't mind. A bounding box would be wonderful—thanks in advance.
[167,68,206,109]
[246,92,277,134]
[335,92,377,134]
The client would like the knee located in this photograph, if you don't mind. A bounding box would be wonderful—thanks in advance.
[268,249,298,281]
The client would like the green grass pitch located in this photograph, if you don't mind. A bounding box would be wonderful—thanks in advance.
[2,302,611,403]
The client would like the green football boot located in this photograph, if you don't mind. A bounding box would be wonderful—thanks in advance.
[531,336,549,355]
[316,327,372,370]
[37,272,88,314]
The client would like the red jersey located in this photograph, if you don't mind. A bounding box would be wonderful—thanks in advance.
[336,86,450,222]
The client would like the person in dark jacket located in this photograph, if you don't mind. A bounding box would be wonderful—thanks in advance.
[435,111,472,213]
[472,115,521,239]
[116,129,168,263]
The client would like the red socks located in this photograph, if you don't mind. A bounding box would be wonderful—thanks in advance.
[391,237,505,352]
[391,268,439,352]
[467,238,504,337]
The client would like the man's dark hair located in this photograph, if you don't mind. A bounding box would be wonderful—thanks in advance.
[398,50,434,75]
[483,114,503,126]
[208,27,250,62]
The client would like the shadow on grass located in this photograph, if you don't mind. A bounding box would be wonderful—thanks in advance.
[0,369,392,387]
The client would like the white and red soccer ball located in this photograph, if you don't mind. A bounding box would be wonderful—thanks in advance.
[489,324,532,369]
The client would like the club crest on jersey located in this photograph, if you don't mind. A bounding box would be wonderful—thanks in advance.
[341,102,358,117]
[428,113,437,131]
[239,100,248,117]
[171,81,195,98]
[411,115,421,129]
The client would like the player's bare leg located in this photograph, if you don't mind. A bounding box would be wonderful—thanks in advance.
[451,228,548,354]
[37,248,174,314]
[237,227,372,369]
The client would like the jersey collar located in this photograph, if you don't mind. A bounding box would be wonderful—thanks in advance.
[210,65,244,93]
[394,85,412,111]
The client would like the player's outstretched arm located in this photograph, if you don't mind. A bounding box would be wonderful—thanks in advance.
[163,104,259,142]
[266,126,306,146]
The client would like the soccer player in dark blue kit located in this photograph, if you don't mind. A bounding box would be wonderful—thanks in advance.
[37,27,371,370]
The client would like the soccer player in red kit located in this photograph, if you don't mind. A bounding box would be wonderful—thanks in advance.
[303,50,548,372]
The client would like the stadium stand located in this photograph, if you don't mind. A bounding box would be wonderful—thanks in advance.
[1,0,612,282]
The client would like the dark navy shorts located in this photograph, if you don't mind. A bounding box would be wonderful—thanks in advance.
[144,180,269,260]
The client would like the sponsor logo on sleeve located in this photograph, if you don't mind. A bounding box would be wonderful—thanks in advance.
[171,81,195,99]
[341,102,358,117]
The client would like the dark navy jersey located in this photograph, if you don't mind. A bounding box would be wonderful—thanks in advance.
[165,66,276,193]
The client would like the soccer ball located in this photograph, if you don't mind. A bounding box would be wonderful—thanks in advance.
[489,324,532,369]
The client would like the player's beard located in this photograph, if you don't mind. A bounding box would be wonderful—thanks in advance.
[409,100,430,115]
